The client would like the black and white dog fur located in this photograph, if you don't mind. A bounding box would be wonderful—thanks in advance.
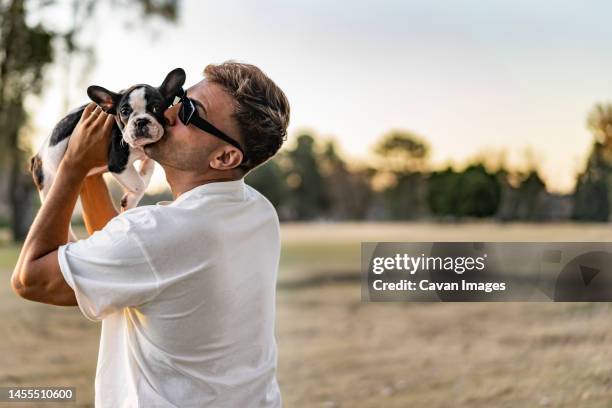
[30,68,185,239]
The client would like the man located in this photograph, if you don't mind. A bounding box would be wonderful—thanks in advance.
[11,62,290,407]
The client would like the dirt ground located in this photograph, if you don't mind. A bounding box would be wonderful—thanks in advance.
[3,222,612,407]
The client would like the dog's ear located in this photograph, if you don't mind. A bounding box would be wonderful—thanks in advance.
[87,86,122,114]
[159,68,186,104]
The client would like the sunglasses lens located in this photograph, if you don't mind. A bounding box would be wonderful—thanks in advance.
[178,104,186,123]
[178,99,195,124]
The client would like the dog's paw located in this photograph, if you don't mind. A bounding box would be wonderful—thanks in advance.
[120,194,129,211]
[121,193,133,211]
[121,192,142,211]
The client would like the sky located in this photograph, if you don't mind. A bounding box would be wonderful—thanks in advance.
[28,0,612,193]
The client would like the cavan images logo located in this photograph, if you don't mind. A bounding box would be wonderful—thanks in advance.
[362,242,612,302]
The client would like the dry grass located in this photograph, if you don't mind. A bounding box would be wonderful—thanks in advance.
[278,286,612,407]
[2,222,612,407]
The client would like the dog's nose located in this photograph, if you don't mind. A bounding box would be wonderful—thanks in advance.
[135,118,149,129]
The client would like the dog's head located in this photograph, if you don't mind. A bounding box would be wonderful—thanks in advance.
[87,68,186,148]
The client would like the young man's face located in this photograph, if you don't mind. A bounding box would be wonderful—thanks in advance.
[144,79,242,172]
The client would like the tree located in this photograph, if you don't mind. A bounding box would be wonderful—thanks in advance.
[285,134,330,220]
[515,170,546,220]
[0,0,179,240]
[427,163,501,218]
[372,130,430,219]
[582,103,612,220]
[573,141,610,221]
[0,0,54,240]
[587,103,612,149]
[427,167,455,216]
[245,156,289,214]
[373,130,429,174]
[320,140,372,220]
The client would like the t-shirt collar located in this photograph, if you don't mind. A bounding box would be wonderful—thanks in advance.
[157,179,246,206]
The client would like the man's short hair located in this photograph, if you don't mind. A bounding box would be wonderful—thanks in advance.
[204,61,290,174]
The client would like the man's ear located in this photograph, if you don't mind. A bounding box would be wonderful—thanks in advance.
[87,86,122,114]
[209,147,243,171]
[159,68,186,105]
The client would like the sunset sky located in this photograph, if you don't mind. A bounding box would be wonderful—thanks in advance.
[30,0,612,193]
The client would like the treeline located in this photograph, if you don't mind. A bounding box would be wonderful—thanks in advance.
[244,131,576,222]
[244,101,612,222]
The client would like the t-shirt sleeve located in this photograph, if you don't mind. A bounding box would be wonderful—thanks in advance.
[58,208,161,321]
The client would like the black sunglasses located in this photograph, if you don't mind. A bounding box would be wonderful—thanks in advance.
[174,88,247,163]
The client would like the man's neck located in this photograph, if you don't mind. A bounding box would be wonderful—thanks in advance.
[164,168,242,199]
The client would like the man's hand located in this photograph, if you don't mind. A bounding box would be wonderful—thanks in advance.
[64,102,115,175]
[11,103,115,306]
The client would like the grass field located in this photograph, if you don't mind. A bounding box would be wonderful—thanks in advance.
[2,222,612,407]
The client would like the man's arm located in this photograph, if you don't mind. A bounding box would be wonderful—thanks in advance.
[11,103,114,305]
[80,173,118,235]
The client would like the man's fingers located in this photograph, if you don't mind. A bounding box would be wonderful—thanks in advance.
[89,108,109,130]
[102,113,115,133]
[79,103,98,125]
[91,106,103,119]
[83,102,97,117]
[81,104,103,128]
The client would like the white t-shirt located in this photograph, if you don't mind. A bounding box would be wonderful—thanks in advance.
[58,179,282,408]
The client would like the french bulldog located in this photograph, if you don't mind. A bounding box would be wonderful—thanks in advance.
[30,68,186,227]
